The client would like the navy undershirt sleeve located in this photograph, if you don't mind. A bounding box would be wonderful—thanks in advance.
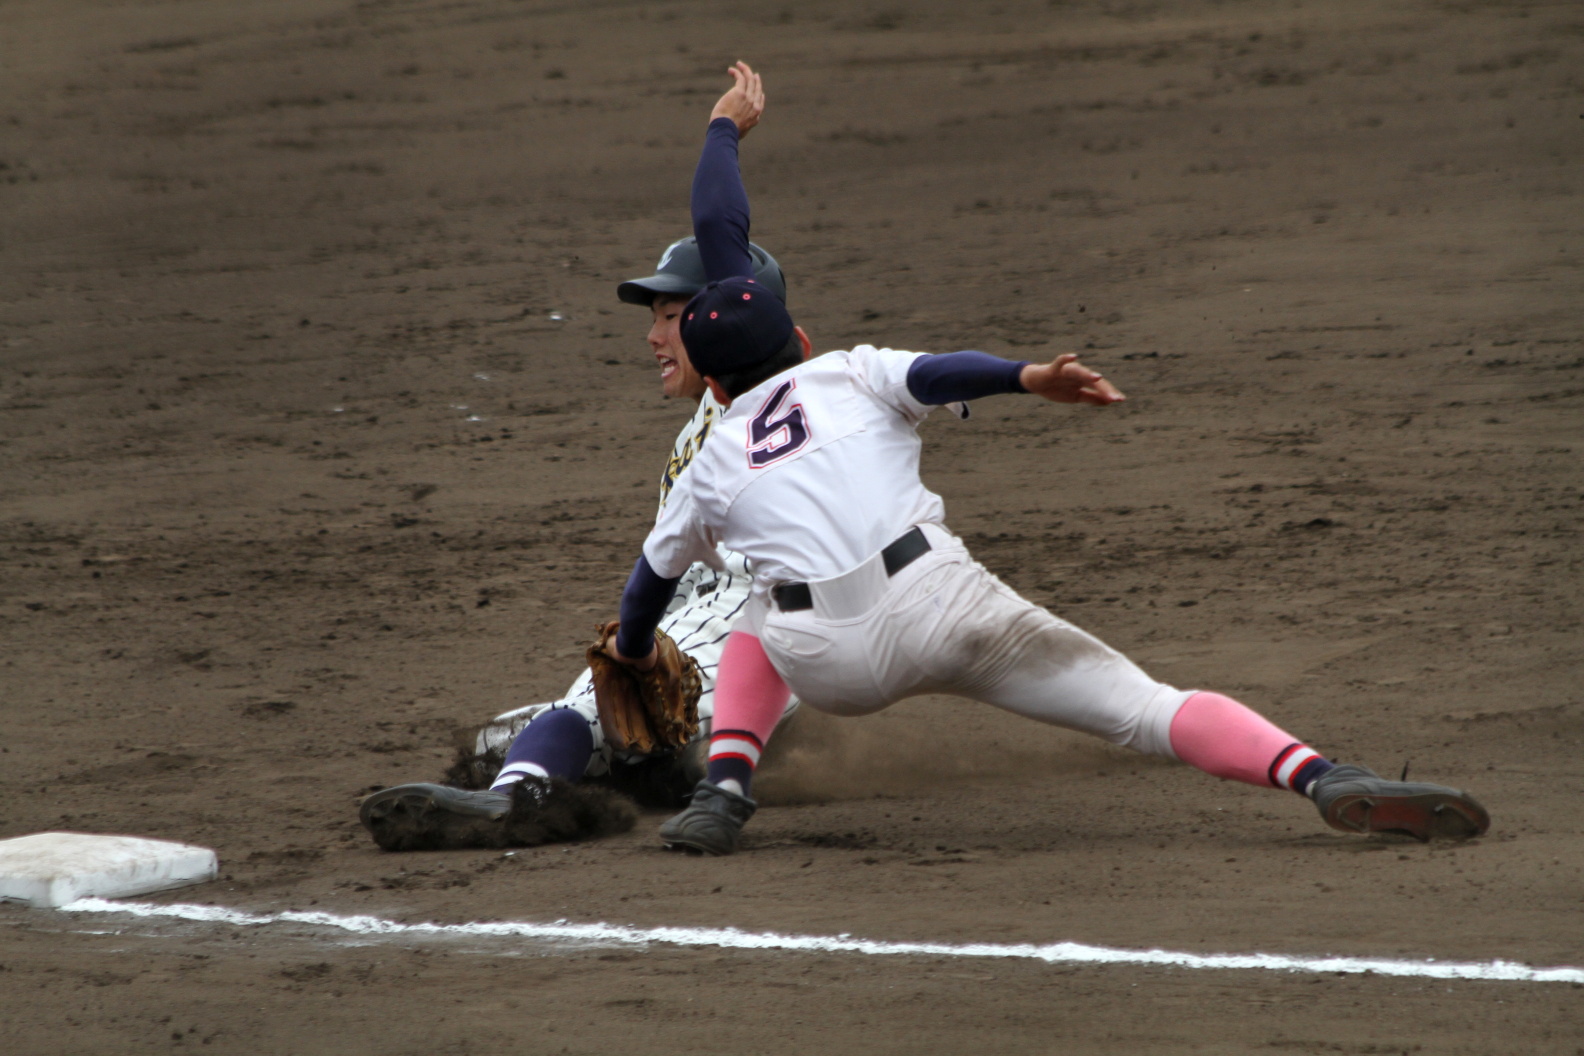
[616,554,681,660]
[691,117,754,282]
[905,350,1030,405]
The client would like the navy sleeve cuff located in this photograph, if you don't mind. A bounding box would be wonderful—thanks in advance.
[905,350,1030,405]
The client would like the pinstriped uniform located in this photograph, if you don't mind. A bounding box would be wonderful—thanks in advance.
[474,392,798,776]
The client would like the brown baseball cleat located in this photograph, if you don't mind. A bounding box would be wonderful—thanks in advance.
[1310,764,1490,841]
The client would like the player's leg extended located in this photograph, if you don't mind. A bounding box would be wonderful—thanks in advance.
[945,569,1488,839]
[658,630,789,855]
[1168,691,1487,839]
[360,694,623,851]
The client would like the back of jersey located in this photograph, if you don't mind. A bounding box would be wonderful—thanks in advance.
[693,346,948,587]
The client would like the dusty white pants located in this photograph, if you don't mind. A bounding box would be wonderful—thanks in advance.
[753,523,1189,757]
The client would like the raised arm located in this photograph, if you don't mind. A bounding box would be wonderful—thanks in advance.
[692,62,764,283]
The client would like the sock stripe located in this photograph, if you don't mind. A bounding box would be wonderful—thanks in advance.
[1269,743,1321,791]
[712,728,764,750]
[710,751,758,765]
[710,732,763,768]
[491,761,549,791]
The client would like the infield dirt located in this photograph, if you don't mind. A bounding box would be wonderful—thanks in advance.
[2,1,1581,1053]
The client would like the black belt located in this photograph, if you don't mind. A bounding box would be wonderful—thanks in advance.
[771,527,932,613]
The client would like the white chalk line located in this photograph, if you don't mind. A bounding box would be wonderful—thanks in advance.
[57,898,1583,985]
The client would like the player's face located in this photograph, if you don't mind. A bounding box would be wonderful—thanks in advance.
[648,294,707,401]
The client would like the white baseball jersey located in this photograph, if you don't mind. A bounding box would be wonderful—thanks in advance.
[645,346,947,596]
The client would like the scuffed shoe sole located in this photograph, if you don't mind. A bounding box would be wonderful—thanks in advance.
[1321,789,1490,841]
[660,829,732,856]
[359,783,512,851]
[360,779,638,852]
[658,808,739,856]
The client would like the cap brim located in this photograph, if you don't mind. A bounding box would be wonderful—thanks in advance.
[616,274,703,306]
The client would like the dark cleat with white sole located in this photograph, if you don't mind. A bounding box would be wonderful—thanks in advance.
[1310,764,1490,841]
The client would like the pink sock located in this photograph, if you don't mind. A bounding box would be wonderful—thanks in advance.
[705,631,791,791]
[1168,691,1323,790]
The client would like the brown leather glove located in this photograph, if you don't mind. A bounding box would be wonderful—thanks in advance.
[585,621,702,754]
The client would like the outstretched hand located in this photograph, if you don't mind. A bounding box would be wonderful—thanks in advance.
[1019,353,1126,405]
[710,60,764,138]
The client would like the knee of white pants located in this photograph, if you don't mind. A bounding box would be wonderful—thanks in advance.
[960,601,1194,758]
[1046,669,1191,759]
[1117,684,1194,759]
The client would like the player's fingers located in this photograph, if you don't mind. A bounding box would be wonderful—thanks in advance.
[1060,361,1103,385]
[1084,380,1125,403]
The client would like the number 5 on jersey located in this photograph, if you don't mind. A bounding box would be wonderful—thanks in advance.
[747,380,810,469]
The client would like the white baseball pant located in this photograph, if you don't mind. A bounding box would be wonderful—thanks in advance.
[751,523,1190,756]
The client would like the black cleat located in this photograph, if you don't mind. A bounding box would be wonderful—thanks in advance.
[1310,764,1490,841]
[658,780,757,856]
[359,782,516,851]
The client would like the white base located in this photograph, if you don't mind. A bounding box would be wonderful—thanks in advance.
[0,832,218,908]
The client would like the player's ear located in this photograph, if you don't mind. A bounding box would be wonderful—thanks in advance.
[794,326,813,361]
[705,376,732,407]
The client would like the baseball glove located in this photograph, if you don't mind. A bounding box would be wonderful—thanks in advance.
[585,621,702,755]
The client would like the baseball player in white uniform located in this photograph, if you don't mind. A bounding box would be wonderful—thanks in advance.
[359,69,798,850]
[601,64,1490,856]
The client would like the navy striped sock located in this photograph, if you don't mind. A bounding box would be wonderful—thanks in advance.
[1269,742,1335,797]
[706,729,763,794]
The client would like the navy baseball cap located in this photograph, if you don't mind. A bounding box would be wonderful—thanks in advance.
[679,277,795,378]
[616,237,787,306]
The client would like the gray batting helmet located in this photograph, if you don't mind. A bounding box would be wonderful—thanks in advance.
[617,237,787,306]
